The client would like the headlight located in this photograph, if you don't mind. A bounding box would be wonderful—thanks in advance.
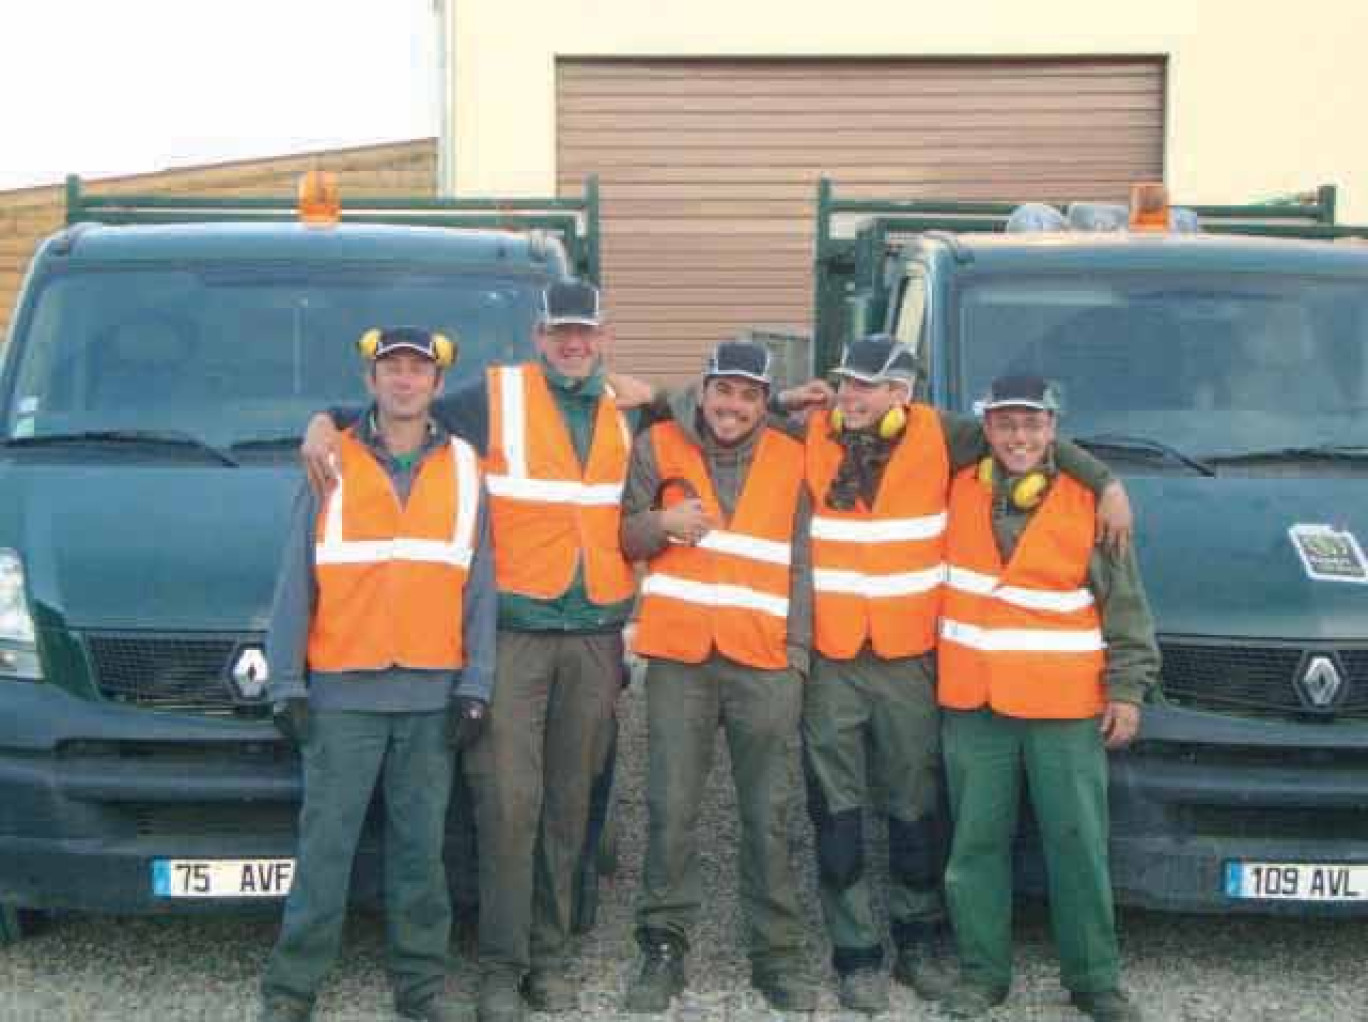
[0,549,42,680]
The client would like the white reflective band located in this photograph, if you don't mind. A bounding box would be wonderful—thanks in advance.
[317,538,474,568]
[604,382,632,453]
[486,474,624,506]
[813,564,945,597]
[945,566,1095,613]
[811,513,947,544]
[316,439,479,569]
[696,529,792,566]
[940,618,1105,653]
[497,366,528,478]
[642,573,789,619]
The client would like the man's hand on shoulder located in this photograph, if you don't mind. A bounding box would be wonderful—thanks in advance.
[777,378,834,415]
[606,372,656,411]
[1096,480,1134,555]
[301,414,342,496]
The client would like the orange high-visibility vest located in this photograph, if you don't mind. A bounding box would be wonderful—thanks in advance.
[484,363,634,604]
[806,407,948,660]
[938,467,1105,719]
[308,429,481,672]
[633,423,805,670]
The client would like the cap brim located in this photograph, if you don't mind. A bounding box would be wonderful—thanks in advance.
[545,315,601,328]
[831,367,912,384]
[706,369,771,386]
[375,342,438,360]
[980,398,1052,411]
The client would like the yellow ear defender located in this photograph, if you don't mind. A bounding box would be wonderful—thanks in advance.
[977,457,1050,511]
[431,332,456,369]
[357,328,383,361]
[830,403,907,440]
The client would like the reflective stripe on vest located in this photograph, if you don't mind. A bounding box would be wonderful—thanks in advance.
[634,423,805,670]
[308,431,479,672]
[805,407,949,660]
[484,363,634,603]
[937,466,1105,719]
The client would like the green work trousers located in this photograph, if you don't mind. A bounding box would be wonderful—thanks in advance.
[942,707,1120,995]
[261,709,454,1010]
[463,630,621,980]
[635,655,808,973]
[801,649,945,974]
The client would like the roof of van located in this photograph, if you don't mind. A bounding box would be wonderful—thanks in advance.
[42,221,564,273]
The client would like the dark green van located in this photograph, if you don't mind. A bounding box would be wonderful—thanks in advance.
[815,183,1368,914]
[0,180,599,938]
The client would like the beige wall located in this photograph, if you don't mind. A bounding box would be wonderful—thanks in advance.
[448,0,1368,220]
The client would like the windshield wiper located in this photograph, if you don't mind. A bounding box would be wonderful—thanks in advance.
[230,434,302,453]
[1072,433,1217,477]
[3,429,238,466]
[1205,444,1368,464]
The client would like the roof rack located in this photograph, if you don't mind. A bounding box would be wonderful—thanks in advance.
[64,173,603,283]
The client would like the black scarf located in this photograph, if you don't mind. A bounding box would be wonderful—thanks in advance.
[825,428,897,511]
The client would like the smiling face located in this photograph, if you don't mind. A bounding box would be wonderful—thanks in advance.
[835,377,908,431]
[700,376,767,446]
[366,350,443,423]
[536,322,605,379]
[983,406,1057,475]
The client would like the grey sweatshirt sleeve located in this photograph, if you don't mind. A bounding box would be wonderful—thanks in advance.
[1088,543,1162,705]
[454,492,496,703]
[786,486,814,675]
[265,481,318,703]
[620,429,671,561]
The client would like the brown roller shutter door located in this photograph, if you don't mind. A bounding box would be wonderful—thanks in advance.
[557,57,1165,381]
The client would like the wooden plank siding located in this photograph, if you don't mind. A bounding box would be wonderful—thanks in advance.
[557,57,1164,380]
[0,139,436,346]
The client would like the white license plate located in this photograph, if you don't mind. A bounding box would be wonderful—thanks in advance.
[152,858,295,899]
[1224,861,1368,902]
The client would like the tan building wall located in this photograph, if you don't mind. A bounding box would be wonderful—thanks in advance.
[0,140,436,346]
[446,0,1368,220]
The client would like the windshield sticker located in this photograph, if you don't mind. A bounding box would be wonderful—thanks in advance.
[1289,524,1368,584]
[11,417,35,439]
[18,396,38,414]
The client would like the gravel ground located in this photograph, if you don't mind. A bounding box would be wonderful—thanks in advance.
[3,683,1367,1021]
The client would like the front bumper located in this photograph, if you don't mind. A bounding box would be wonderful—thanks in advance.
[1024,703,1368,916]
[0,681,388,914]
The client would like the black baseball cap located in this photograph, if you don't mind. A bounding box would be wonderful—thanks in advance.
[542,278,602,328]
[831,334,917,385]
[978,374,1062,413]
[703,340,773,388]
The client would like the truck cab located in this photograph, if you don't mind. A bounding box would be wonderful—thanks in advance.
[0,177,598,936]
[816,183,1368,914]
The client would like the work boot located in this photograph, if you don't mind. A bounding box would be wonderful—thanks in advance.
[893,922,957,1001]
[522,968,579,1011]
[625,930,687,1013]
[258,997,312,1022]
[939,980,1008,1019]
[476,973,526,1022]
[751,968,818,1012]
[396,997,462,1022]
[837,968,890,1014]
[1069,989,1145,1022]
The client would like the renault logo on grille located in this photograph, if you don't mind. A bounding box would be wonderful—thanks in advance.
[230,647,270,700]
[1294,653,1344,710]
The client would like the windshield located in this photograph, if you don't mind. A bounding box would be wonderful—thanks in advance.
[3,265,540,448]
[953,272,1368,457]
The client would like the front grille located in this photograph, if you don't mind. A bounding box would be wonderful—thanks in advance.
[1161,641,1368,721]
[85,632,270,718]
